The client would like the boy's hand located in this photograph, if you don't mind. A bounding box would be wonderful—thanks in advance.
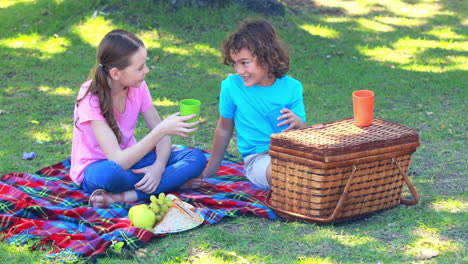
[278,108,306,131]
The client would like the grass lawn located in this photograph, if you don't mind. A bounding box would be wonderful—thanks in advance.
[0,0,466,263]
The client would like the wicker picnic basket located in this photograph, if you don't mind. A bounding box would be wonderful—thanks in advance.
[267,117,420,223]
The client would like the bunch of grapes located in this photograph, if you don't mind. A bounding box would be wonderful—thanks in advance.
[149,193,173,222]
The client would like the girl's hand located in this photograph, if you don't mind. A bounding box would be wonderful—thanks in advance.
[156,112,199,137]
[133,165,164,194]
[278,108,306,131]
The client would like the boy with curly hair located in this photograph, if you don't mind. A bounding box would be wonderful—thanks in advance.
[202,19,307,189]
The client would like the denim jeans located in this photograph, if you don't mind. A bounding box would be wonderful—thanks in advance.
[81,148,207,201]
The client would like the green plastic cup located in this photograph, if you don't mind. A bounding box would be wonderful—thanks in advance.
[180,99,201,134]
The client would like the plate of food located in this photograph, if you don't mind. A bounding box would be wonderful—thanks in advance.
[153,194,204,234]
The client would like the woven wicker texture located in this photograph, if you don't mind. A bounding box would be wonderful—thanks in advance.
[270,154,412,219]
[268,118,420,223]
[270,117,419,157]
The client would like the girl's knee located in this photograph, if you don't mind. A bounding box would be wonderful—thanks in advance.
[83,160,130,191]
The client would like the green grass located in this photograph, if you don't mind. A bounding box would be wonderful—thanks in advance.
[0,0,467,263]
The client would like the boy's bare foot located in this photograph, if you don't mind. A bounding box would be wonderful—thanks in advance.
[179,177,204,189]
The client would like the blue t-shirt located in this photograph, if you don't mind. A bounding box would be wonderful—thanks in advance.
[219,74,306,158]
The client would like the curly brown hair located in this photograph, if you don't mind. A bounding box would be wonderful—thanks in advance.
[76,29,144,143]
[221,19,289,79]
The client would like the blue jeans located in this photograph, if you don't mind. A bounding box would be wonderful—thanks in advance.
[81,148,207,201]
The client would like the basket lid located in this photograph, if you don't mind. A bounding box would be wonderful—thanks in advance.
[270,117,419,158]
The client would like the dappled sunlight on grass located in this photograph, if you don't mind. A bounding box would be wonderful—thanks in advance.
[331,233,376,246]
[38,85,50,92]
[383,1,443,18]
[374,16,427,27]
[164,46,194,56]
[407,223,460,258]
[192,44,219,56]
[321,17,352,24]
[301,232,328,244]
[0,33,69,58]
[139,31,162,49]
[463,18,468,26]
[429,198,467,213]
[163,43,219,57]
[394,38,467,53]
[425,26,466,40]
[358,36,467,72]
[300,24,340,39]
[316,0,447,18]
[358,46,412,64]
[51,87,74,96]
[0,243,42,263]
[312,0,467,73]
[0,0,34,8]
[27,122,72,145]
[187,248,258,264]
[60,123,73,141]
[38,85,74,96]
[31,130,52,142]
[296,256,335,264]
[71,16,114,47]
[204,67,228,78]
[401,62,466,72]
[314,0,371,16]
[154,97,178,107]
[301,228,376,247]
[356,18,395,32]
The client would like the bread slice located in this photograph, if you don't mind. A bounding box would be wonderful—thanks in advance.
[153,195,203,234]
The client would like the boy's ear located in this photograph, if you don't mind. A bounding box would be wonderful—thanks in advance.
[108,67,121,80]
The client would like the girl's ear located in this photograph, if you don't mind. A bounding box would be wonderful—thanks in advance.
[108,67,121,80]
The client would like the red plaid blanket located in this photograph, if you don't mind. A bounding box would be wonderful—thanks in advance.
[0,146,277,260]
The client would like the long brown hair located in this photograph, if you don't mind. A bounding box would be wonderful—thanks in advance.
[76,29,145,143]
[221,19,289,79]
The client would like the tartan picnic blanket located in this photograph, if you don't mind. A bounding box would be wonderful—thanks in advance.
[0,145,277,261]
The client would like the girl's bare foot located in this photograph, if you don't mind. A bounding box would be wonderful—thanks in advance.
[88,189,137,208]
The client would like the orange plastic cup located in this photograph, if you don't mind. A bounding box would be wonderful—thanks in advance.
[352,90,374,127]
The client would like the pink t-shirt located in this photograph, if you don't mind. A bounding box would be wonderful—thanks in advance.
[70,80,154,185]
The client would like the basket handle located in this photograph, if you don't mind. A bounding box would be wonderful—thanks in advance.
[392,158,420,205]
[265,165,358,223]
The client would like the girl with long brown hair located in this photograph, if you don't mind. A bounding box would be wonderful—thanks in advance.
[71,29,206,208]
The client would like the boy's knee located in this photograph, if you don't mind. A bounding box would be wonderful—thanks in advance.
[190,149,207,169]
[195,148,207,161]
[183,148,204,160]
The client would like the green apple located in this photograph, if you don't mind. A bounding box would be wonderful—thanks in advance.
[131,205,157,229]
[128,204,148,222]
